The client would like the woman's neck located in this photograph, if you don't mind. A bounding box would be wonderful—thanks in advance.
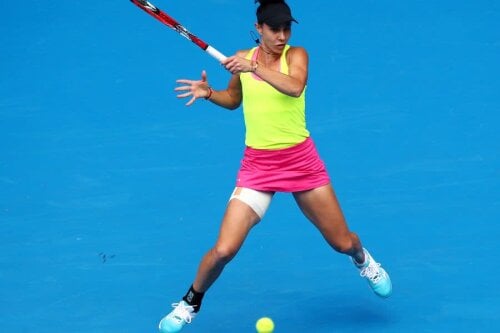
[257,45,282,67]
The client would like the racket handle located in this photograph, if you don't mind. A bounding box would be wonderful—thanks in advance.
[206,45,227,62]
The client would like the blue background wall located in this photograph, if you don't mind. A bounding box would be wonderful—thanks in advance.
[1,1,499,332]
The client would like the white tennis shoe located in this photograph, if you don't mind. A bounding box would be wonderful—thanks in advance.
[353,248,392,298]
[158,301,197,333]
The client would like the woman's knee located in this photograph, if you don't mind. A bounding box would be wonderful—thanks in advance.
[210,244,238,265]
[330,232,360,254]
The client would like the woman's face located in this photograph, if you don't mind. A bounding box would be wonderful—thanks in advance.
[256,22,292,54]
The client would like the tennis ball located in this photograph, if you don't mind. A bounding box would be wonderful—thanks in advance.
[256,317,274,333]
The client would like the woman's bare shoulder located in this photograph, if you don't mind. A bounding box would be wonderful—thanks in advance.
[287,46,308,57]
[236,48,256,58]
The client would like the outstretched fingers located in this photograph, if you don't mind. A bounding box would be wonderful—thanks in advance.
[174,85,193,99]
[186,95,197,106]
[176,79,195,85]
[174,81,199,105]
[174,71,209,106]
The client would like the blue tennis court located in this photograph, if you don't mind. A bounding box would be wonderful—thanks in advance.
[1,1,499,332]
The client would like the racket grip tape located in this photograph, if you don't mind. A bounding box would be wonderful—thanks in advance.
[206,46,227,62]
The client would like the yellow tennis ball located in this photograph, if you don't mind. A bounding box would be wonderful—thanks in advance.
[256,317,275,333]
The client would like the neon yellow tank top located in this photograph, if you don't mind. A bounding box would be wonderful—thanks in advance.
[240,45,309,149]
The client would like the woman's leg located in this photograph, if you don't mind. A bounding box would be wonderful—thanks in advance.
[193,198,261,292]
[158,195,264,333]
[293,183,392,298]
[293,183,365,263]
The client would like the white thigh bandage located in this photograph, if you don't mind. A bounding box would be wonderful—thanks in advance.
[229,187,273,219]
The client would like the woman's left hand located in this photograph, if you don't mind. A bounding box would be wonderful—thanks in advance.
[175,70,211,106]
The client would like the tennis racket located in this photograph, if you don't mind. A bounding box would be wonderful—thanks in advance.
[130,0,227,62]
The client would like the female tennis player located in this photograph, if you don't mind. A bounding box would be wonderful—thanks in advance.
[159,1,392,331]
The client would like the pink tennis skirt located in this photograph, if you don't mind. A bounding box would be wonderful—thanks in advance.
[236,137,331,192]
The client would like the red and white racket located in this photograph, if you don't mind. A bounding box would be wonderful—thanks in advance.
[130,0,227,62]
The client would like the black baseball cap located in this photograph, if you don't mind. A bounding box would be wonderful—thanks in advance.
[257,2,298,28]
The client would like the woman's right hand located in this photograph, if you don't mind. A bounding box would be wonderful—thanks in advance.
[174,70,211,106]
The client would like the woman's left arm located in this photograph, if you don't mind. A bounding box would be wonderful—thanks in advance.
[260,47,308,97]
[223,47,308,98]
